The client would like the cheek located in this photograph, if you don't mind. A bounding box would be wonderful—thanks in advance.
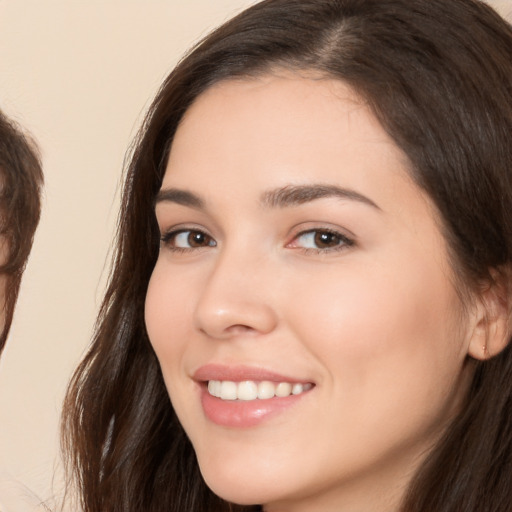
[144,261,195,370]
[145,261,205,429]
[283,252,466,408]
[275,258,468,476]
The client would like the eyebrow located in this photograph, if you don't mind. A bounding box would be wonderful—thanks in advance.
[261,184,380,210]
[155,188,205,209]
[155,184,380,211]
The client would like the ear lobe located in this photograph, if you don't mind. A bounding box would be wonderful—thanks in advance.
[467,268,512,361]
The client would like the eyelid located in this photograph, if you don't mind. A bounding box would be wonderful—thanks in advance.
[159,222,211,238]
[286,225,355,252]
[159,224,217,251]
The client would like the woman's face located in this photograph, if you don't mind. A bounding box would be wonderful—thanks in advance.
[145,74,476,511]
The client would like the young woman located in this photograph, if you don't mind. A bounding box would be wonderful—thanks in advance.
[63,0,512,511]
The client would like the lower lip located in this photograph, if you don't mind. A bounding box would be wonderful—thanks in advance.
[200,385,311,428]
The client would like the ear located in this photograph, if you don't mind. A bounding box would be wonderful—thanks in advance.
[467,267,512,361]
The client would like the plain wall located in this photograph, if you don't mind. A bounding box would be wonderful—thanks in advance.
[0,0,510,507]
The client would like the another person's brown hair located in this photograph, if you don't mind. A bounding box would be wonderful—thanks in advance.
[63,1,512,511]
[0,110,43,352]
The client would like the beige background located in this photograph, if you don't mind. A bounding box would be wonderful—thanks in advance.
[0,0,510,507]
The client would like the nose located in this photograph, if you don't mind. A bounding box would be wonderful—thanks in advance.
[193,249,279,339]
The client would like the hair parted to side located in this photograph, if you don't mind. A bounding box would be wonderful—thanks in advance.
[62,1,512,511]
[0,110,43,353]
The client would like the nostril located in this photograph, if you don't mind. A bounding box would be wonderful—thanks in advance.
[227,324,255,334]
[200,324,255,338]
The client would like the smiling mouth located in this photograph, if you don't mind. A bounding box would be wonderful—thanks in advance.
[207,380,314,401]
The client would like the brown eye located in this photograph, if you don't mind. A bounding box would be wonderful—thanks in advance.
[313,231,343,248]
[162,229,216,250]
[290,229,353,252]
[187,231,213,247]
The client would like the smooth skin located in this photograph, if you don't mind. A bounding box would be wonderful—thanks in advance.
[145,74,493,512]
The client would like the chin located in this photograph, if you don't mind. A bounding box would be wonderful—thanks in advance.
[202,475,265,505]
[198,458,286,506]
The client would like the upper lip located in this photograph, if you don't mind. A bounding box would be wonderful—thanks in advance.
[193,364,312,384]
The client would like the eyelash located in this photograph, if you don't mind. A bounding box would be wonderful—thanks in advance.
[159,227,354,254]
[160,228,216,253]
[289,228,354,254]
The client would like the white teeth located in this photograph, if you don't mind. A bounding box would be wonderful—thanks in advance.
[237,381,258,400]
[292,383,304,395]
[257,381,275,399]
[220,381,237,400]
[207,380,216,396]
[275,382,292,397]
[207,380,312,401]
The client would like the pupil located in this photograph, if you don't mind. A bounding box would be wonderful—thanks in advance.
[314,231,339,248]
[189,232,206,247]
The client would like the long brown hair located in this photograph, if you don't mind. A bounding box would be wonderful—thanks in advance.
[0,110,43,352]
[62,1,512,510]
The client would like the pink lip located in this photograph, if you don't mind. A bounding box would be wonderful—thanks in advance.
[193,364,308,383]
[194,364,314,428]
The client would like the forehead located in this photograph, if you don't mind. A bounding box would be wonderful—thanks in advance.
[163,74,419,212]
[166,73,409,185]
[174,74,386,146]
